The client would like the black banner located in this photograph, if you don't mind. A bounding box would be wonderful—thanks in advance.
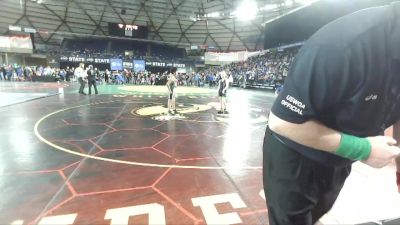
[145,61,185,68]
[59,56,110,64]
[59,56,186,68]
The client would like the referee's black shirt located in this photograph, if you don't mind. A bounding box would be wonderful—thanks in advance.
[271,3,400,167]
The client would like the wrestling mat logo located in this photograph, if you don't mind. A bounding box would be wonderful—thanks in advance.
[134,103,268,124]
[134,103,212,121]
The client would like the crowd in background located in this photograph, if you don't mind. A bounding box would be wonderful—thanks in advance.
[0,64,205,87]
[1,47,299,89]
[0,64,166,85]
[0,64,39,81]
[199,47,299,87]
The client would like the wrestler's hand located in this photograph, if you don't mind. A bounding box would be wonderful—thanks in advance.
[362,136,400,168]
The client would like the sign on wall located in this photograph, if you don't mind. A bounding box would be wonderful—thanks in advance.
[110,58,123,71]
[133,60,145,72]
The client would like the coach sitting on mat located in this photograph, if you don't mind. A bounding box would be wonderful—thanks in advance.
[263,3,400,225]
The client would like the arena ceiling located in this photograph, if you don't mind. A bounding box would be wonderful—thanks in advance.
[0,0,316,51]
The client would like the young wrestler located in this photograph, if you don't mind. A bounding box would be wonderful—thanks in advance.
[166,67,178,114]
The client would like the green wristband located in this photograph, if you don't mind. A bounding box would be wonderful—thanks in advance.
[335,133,371,161]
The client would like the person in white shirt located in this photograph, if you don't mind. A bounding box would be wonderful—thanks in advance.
[74,63,87,95]
[228,72,233,85]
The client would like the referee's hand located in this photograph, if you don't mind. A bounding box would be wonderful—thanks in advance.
[396,156,400,193]
[362,136,400,168]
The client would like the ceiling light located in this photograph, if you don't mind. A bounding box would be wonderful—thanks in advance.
[207,12,220,18]
[232,0,258,21]
[285,0,294,6]
[9,25,22,32]
[296,0,319,5]
[261,4,279,11]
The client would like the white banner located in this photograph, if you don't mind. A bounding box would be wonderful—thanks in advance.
[205,51,255,65]
[0,35,33,53]
[0,36,11,49]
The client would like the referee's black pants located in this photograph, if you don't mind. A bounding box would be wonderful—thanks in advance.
[88,79,98,95]
[78,77,86,94]
[263,127,351,225]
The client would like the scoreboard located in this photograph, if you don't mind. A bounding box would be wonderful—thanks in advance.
[108,23,148,39]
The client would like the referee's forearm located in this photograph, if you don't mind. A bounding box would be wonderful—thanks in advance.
[395,156,400,172]
[268,112,341,153]
[392,121,400,171]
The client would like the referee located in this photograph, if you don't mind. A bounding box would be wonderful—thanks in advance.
[264,3,400,225]
[87,65,98,95]
[74,63,86,95]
